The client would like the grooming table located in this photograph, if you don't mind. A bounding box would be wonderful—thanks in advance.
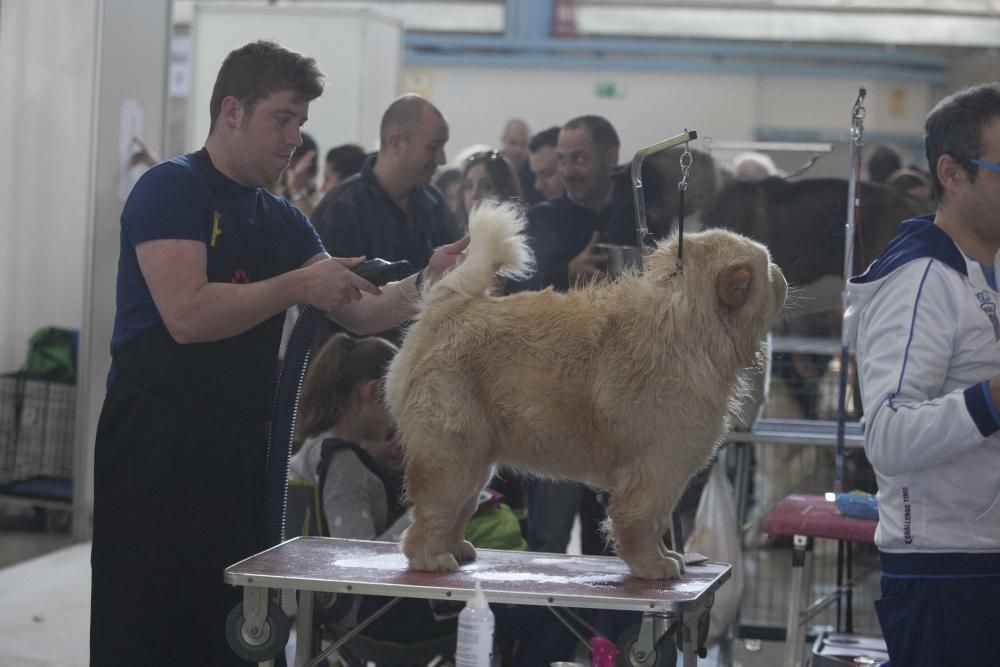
[762,494,877,667]
[224,536,732,667]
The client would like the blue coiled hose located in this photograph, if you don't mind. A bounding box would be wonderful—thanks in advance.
[263,304,325,547]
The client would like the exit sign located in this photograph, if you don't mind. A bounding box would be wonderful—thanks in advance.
[595,81,626,99]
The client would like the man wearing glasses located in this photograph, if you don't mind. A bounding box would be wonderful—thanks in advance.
[845,82,1000,666]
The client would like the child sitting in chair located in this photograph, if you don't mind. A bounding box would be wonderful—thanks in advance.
[290,333,409,542]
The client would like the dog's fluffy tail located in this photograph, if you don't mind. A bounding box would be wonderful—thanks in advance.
[425,201,534,305]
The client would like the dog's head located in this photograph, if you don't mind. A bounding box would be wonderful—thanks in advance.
[646,229,787,367]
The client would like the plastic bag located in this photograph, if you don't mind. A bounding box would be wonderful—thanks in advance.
[684,460,745,645]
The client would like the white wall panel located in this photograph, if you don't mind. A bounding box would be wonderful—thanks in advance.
[407,65,759,164]
[74,0,171,539]
[188,6,402,154]
[0,0,98,373]
[360,16,406,150]
[757,78,929,135]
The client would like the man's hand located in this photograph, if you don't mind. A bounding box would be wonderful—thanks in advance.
[568,232,608,285]
[301,256,381,311]
[989,376,1000,413]
[422,235,471,285]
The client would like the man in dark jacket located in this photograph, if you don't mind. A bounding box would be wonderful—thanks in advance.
[311,94,458,272]
[513,114,637,292]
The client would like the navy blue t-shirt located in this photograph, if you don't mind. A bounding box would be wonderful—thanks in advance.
[110,152,323,359]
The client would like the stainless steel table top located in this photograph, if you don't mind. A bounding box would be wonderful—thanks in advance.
[225,537,731,614]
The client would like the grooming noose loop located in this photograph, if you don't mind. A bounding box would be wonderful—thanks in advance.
[678,141,693,193]
[630,129,697,273]
[675,131,694,273]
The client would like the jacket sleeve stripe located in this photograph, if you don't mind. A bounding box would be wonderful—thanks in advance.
[964,381,1000,437]
[888,260,935,411]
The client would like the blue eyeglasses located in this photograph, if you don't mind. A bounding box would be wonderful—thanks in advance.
[971,158,1000,172]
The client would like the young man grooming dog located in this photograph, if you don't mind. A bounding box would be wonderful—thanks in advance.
[90,41,467,666]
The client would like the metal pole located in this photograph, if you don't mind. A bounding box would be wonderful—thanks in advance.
[835,88,866,493]
[631,130,698,271]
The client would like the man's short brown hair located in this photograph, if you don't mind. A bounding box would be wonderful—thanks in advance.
[209,40,325,132]
[924,82,1000,200]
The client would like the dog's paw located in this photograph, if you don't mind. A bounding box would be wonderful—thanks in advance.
[627,555,684,580]
[663,549,686,574]
[450,539,477,563]
[407,551,460,573]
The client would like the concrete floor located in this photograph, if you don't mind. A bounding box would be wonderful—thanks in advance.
[0,504,73,568]
[0,506,84,667]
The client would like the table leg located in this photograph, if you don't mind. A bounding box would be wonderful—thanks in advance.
[681,611,698,667]
[783,534,813,667]
[294,590,314,667]
[797,538,815,666]
[846,541,854,634]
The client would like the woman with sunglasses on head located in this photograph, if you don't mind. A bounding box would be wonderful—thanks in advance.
[458,150,523,233]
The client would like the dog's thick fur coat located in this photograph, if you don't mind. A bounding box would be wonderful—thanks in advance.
[385,202,787,579]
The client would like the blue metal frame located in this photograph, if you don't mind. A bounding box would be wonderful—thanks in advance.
[405,48,946,84]
[404,0,948,84]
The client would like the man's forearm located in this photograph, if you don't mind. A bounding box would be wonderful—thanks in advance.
[329,274,419,334]
[165,270,306,344]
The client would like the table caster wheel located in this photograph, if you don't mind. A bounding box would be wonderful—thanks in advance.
[225,599,290,662]
[615,622,678,667]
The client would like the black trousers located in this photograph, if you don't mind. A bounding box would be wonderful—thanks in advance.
[90,378,267,667]
[876,573,1000,666]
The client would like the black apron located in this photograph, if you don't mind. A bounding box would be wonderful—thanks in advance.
[91,150,295,667]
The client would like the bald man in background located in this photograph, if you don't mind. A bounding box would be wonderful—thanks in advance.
[501,117,543,204]
[312,94,459,270]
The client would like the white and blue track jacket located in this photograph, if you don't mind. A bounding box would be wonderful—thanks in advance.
[845,215,1000,577]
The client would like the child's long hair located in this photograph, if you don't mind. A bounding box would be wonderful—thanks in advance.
[296,334,399,441]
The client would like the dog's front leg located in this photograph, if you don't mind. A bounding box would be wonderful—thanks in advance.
[444,464,496,563]
[606,472,685,580]
[402,447,489,572]
[445,493,480,564]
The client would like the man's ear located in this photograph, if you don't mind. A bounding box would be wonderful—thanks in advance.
[718,263,752,310]
[385,129,404,154]
[219,96,243,130]
[935,153,965,196]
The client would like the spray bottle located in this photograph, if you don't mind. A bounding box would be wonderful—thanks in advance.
[456,580,494,666]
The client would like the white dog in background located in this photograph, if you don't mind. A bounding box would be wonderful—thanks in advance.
[385,202,787,580]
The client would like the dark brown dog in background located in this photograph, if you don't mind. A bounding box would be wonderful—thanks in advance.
[385,202,787,579]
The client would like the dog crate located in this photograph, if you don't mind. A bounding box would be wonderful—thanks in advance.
[727,335,883,646]
[0,373,75,527]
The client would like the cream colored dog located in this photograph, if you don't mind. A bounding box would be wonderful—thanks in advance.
[385,202,787,579]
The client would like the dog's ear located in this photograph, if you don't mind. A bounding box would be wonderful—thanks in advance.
[717,263,752,310]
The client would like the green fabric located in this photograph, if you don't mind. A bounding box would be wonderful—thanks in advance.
[465,503,528,551]
[23,327,76,381]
